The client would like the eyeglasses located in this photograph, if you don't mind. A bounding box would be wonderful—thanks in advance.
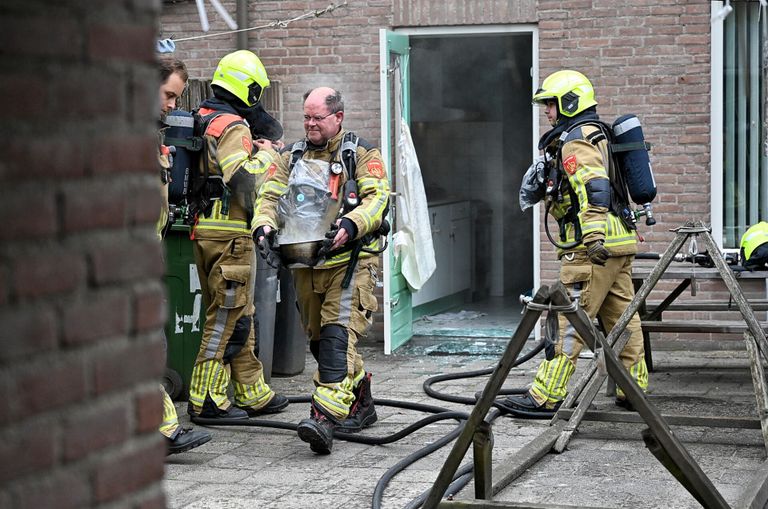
[303,112,336,123]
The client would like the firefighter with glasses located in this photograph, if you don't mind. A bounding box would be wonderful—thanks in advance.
[503,70,648,415]
[253,87,389,454]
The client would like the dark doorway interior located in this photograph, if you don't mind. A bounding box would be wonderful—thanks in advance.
[408,33,534,339]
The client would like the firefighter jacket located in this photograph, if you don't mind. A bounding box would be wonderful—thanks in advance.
[545,116,637,259]
[192,102,278,241]
[254,128,390,268]
[157,128,171,239]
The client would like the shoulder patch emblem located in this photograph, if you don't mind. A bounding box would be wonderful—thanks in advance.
[563,154,578,175]
[267,163,277,179]
[242,136,253,154]
[367,160,385,179]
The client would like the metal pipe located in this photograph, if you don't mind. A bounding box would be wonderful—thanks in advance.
[236,0,248,49]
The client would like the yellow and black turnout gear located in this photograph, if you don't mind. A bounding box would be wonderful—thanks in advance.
[187,97,280,416]
[254,128,389,421]
[507,79,648,413]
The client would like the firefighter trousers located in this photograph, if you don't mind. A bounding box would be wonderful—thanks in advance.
[292,259,379,419]
[188,236,274,414]
[530,252,648,407]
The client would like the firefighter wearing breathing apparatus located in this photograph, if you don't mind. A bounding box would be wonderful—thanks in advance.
[253,87,390,454]
[503,70,648,415]
[186,50,288,420]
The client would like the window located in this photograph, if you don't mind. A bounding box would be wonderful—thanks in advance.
[721,1,768,247]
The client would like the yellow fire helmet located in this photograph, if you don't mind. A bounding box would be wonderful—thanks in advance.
[211,50,270,107]
[532,70,597,118]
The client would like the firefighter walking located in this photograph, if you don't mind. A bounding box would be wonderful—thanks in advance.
[254,87,390,454]
[503,70,648,415]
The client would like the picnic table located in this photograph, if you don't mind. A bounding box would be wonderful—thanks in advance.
[631,264,768,370]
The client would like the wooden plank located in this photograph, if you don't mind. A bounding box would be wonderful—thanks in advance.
[647,300,768,312]
[489,422,567,497]
[423,286,549,509]
[736,458,768,509]
[744,332,768,451]
[553,330,632,453]
[556,409,761,429]
[438,500,606,508]
[641,320,768,334]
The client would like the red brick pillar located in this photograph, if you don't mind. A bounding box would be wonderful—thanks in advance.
[0,2,168,508]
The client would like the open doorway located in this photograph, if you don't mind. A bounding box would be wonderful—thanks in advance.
[407,32,534,341]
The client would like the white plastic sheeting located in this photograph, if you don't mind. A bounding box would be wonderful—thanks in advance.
[392,117,436,290]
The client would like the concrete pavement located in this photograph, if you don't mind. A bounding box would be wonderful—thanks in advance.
[164,338,766,508]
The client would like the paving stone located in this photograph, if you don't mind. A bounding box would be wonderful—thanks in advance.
[165,344,768,508]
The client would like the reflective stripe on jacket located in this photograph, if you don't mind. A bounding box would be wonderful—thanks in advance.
[549,122,637,258]
[254,129,390,268]
[193,107,277,240]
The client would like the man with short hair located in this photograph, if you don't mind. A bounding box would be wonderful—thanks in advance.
[156,57,211,454]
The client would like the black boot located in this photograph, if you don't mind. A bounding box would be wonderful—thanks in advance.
[166,427,212,455]
[189,395,249,420]
[337,372,377,433]
[614,397,636,411]
[297,401,337,455]
[495,391,561,418]
[236,393,289,417]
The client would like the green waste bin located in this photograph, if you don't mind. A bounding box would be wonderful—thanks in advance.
[163,221,203,400]
[163,220,279,397]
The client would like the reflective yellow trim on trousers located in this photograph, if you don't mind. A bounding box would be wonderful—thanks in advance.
[529,353,575,407]
[313,371,364,420]
[159,389,179,438]
[195,219,250,233]
[616,358,649,398]
[188,359,231,412]
[232,375,274,410]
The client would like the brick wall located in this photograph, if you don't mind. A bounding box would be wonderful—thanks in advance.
[0,1,166,508]
[536,0,712,282]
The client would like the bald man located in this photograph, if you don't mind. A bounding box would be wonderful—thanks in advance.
[253,87,390,454]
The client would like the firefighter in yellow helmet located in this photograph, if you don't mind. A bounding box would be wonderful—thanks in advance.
[156,57,211,453]
[502,70,648,415]
[741,221,768,270]
[186,50,288,420]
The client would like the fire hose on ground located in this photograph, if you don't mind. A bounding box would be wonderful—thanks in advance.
[190,338,548,509]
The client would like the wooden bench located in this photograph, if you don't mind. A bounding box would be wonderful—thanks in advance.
[637,300,768,370]
[641,320,768,334]
[645,300,768,314]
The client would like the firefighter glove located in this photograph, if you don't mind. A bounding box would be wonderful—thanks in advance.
[585,240,610,266]
[316,223,341,260]
[254,226,281,269]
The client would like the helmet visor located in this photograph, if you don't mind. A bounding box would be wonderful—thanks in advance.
[532,88,555,105]
[247,82,264,105]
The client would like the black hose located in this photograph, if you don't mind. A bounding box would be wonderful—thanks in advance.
[422,338,546,405]
[189,337,550,508]
[371,414,466,509]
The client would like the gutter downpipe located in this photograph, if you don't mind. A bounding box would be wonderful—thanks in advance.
[237,0,248,49]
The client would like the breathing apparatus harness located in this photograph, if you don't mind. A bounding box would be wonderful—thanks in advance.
[164,96,283,237]
[541,112,655,251]
[287,131,390,288]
